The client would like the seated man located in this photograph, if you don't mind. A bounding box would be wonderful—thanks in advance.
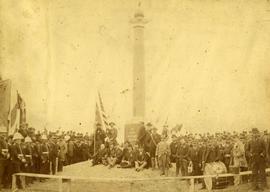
[119,145,134,168]
[92,144,108,166]
[134,146,149,172]
[107,143,121,168]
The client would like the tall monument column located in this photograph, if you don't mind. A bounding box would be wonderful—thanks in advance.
[125,9,147,143]
[131,10,147,119]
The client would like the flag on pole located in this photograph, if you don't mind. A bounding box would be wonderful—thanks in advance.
[8,103,20,135]
[98,92,109,128]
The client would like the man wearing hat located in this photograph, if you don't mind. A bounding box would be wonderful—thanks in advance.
[40,134,50,175]
[58,136,67,172]
[94,123,106,153]
[106,122,118,145]
[162,124,169,140]
[170,134,179,175]
[10,132,25,188]
[0,135,9,189]
[22,136,34,184]
[247,128,268,190]
[48,135,59,175]
[149,126,161,170]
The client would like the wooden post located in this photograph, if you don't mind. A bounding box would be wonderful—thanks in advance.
[12,175,17,192]
[129,182,134,192]
[56,157,59,174]
[58,178,63,192]
[189,178,194,192]
[66,179,72,192]
[21,175,26,189]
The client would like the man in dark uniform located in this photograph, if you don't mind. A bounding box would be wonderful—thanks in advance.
[94,123,106,153]
[188,142,200,177]
[246,128,268,190]
[92,144,108,166]
[106,122,118,145]
[32,137,41,175]
[170,135,179,176]
[49,135,59,175]
[0,135,9,189]
[22,136,34,185]
[176,138,189,176]
[40,135,50,175]
[10,132,25,188]
[134,146,149,172]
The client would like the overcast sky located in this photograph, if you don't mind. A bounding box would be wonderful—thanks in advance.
[1,0,270,136]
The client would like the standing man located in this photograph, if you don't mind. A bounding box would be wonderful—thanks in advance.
[149,127,161,170]
[10,132,25,188]
[0,135,9,189]
[49,135,59,175]
[176,138,189,176]
[247,128,268,190]
[170,135,179,176]
[156,135,171,176]
[40,135,50,175]
[58,136,67,172]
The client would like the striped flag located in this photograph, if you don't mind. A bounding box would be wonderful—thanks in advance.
[95,92,109,130]
[98,92,109,128]
[8,103,20,135]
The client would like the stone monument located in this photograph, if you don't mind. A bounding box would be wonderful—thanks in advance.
[124,8,147,143]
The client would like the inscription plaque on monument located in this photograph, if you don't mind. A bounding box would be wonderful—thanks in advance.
[124,123,141,144]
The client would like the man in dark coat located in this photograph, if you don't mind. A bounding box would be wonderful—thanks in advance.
[48,136,59,175]
[246,128,268,190]
[40,135,50,175]
[0,136,9,189]
[10,133,25,188]
[94,123,106,153]
[176,138,190,176]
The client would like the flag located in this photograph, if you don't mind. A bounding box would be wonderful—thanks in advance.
[8,103,20,135]
[98,92,109,128]
[94,92,109,130]
[17,92,26,125]
[0,79,11,133]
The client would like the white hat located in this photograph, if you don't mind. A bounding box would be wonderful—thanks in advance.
[25,136,32,143]
[41,134,47,140]
[13,132,24,140]
[64,135,70,141]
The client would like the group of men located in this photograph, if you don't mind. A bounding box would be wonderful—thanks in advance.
[93,122,270,191]
[0,128,94,189]
[0,121,269,191]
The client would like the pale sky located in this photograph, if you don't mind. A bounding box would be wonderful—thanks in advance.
[1,0,270,135]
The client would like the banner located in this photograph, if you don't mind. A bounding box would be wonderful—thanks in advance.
[0,79,11,133]
[8,104,20,135]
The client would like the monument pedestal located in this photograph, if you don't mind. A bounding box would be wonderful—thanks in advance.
[124,117,143,144]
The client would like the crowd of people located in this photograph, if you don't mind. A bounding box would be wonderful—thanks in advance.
[92,122,270,191]
[0,121,269,191]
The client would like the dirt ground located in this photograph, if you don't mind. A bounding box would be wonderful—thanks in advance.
[12,161,270,192]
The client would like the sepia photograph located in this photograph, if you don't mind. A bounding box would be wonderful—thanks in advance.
[0,0,270,191]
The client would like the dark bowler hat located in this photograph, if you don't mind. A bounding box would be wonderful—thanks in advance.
[171,134,177,139]
[146,122,152,126]
[251,128,259,133]
[109,122,115,126]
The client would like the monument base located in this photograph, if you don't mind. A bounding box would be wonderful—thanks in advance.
[124,117,144,144]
